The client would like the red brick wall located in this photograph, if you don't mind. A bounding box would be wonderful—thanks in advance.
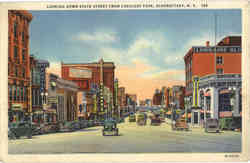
[192,52,241,77]
[61,64,114,93]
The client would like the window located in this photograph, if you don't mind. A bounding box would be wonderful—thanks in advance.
[22,49,25,61]
[22,32,25,42]
[216,56,223,64]
[14,46,18,60]
[216,68,223,75]
[22,68,25,78]
[13,85,16,101]
[14,22,17,38]
[15,66,18,77]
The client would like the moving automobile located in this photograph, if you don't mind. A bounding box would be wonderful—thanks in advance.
[102,119,119,136]
[136,113,147,126]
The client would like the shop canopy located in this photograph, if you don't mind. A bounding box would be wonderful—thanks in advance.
[182,113,191,118]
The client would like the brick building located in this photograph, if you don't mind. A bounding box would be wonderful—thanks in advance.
[61,59,115,119]
[184,36,242,126]
[8,10,32,122]
[152,89,162,106]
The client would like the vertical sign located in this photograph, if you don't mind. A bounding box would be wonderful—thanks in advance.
[192,76,199,107]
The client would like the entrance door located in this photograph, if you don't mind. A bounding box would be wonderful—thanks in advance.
[194,112,198,124]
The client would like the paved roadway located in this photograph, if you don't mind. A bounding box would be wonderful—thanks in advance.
[8,117,241,154]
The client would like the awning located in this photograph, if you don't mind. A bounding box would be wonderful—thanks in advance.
[219,111,232,118]
[204,92,211,97]
[200,110,210,113]
[219,89,230,94]
[51,82,56,87]
[182,113,191,118]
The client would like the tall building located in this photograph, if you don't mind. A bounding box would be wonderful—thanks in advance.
[8,10,32,122]
[184,36,242,125]
[152,89,162,106]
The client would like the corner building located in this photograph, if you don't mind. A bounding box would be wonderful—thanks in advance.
[184,36,242,126]
[8,10,33,122]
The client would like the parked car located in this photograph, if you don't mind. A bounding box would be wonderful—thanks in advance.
[72,121,81,130]
[129,113,136,122]
[31,123,44,135]
[205,118,219,133]
[58,121,75,132]
[102,119,119,136]
[79,120,88,129]
[150,114,161,126]
[87,120,95,127]
[8,122,32,139]
[173,118,189,131]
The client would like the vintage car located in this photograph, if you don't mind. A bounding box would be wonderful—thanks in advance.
[173,118,189,131]
[205,118,219,133]
[129,113,136,122]
[8,122,32,139]
[150,114,161,126]
[79,120,88,129]
[102,119,119,136]
[58,121,75,132]
[136,113,147,126]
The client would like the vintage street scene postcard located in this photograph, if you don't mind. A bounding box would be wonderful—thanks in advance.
[0,0,250,162]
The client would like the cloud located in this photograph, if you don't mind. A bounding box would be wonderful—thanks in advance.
[72,30,118,43]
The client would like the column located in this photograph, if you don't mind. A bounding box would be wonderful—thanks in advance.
[210,87,219,119]
[234,88,240,117]
[204,95,207,126]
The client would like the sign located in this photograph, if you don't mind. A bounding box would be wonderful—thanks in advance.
[192,76,199,107]
[48,96,58,104]
[12,104,23,111]
[69,68,92,78]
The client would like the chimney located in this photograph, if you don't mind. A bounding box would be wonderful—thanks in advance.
[206,41,210,47]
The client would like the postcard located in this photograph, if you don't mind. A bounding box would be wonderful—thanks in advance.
[0,0,249,162]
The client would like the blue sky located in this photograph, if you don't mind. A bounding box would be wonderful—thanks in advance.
[29,9,241,99]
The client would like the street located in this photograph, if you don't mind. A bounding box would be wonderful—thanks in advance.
[8,117,241,154]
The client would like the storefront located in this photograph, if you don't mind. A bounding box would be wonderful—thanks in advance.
[9,104,25,122]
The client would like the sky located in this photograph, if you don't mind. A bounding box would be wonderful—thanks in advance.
[29,9,241,100]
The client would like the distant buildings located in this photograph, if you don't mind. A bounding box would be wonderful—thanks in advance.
[184,36,242,126]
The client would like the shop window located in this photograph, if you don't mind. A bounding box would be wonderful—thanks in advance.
[216,56,223,64]
[9,85,12,101]
[216,68,223,75]
[17,86,20,101]
[20,87,23,101]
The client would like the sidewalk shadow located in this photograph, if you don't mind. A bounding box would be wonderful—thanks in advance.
[78,128,100,132]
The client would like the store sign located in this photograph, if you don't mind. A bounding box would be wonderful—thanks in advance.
[48,96,58,104]
[69,68,92,78]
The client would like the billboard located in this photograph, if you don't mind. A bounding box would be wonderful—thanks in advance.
[69,68,92,78]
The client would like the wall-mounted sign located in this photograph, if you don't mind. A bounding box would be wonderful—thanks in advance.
[69,68,92,78]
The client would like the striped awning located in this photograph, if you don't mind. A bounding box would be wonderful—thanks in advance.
[182,113,191,118]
